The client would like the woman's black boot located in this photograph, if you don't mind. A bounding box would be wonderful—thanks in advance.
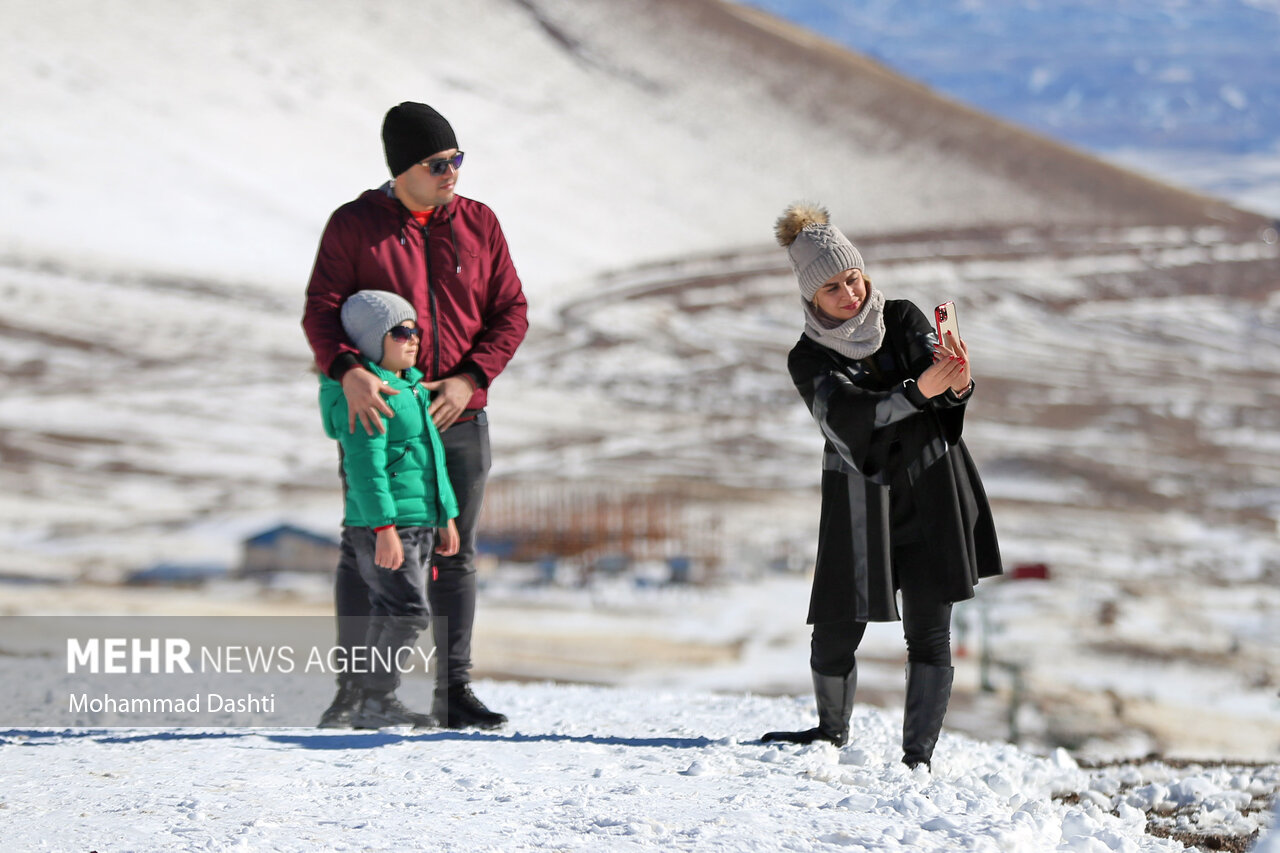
[902,662,954,769]
[762,665,857,746]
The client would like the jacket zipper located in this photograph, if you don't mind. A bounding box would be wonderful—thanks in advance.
[420,224,441,380]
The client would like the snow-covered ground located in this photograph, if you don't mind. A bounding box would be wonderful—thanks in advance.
[3,681,1279,853]
[3,573,1279,850]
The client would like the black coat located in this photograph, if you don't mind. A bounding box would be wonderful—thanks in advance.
[788,300,1003,624]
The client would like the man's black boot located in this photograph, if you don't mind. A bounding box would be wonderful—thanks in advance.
[433,684,507,729]
[902,662,954,770]
[317,680,361,729]
[762,665,857,746]
[352,690,438,729]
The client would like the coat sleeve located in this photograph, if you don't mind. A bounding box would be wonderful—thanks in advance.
[894,301,971,441]
[789,338,928,478]
[302,209,363,379]
[454,213,529,389]
[896,301,973,411]
[423,416,459,522]
[331,403,398,528]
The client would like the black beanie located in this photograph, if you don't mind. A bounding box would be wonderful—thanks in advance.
[381,102,458,177]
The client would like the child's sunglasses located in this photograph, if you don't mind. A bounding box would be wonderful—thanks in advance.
[420,151,465,176]
[387,326,423,342]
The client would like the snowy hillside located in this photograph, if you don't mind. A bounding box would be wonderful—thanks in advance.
[0,0,1256,299]
[0,0,1270,577]
[2,681,1278,852]
[737,0,1280,217]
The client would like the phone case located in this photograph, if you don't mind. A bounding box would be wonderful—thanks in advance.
[935,301,960,344]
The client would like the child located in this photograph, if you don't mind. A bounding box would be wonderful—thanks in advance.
[319,289,460,728]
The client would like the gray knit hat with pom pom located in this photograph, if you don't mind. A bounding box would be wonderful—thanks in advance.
[340,290,417,365]
[774,202,864,300]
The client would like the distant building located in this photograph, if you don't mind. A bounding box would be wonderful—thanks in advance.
[126,562,227,587]
[239,524,339,577]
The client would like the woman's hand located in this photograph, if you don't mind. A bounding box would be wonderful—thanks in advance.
[917,346,968,398]
[934,331,972,393]
[375,526,405,570]
[435,519,461,557]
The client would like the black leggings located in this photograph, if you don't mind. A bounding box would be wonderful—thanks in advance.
[810,540,953,677]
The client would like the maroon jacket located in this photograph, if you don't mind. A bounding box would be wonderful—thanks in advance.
[302,186,528,410]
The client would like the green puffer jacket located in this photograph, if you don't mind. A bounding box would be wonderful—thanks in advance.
[319,362,459,529]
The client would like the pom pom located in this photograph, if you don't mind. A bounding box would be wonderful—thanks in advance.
[774,202,830,247]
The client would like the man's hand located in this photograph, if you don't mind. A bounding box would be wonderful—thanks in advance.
[342,367,399,435]
[423,374,477,431]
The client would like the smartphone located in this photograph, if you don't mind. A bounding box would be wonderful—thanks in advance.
[934,301,960,345]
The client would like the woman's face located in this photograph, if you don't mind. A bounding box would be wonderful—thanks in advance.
[813,268,867,321]
[380,320,421,372]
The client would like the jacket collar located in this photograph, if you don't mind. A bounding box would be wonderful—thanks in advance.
[361,358,423,386]
[370,181,455,221]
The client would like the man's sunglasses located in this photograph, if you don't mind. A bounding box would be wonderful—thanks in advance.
[420,151,465,176]
[387,325,423,342]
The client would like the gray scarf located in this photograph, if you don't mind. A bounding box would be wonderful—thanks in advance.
[802,284,886,360]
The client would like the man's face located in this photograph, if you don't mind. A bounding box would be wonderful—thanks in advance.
[394,147,461,210]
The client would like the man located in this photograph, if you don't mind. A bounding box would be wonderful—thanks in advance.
[302,101,528,729]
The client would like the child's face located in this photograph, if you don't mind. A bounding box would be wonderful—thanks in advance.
[379,320,421,372]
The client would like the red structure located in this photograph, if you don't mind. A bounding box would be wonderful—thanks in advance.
[1009,563,1050,580]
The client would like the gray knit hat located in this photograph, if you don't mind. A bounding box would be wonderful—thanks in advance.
[340,290,417,365]
[774,202,864,300]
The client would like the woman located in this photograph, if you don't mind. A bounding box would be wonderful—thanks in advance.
[762,203,1002,769]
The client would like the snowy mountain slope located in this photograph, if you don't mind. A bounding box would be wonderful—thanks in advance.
[503,222,1280,530]
[2,0,1269,577]
[0,0,1260,302]
[1,681,1276,852]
